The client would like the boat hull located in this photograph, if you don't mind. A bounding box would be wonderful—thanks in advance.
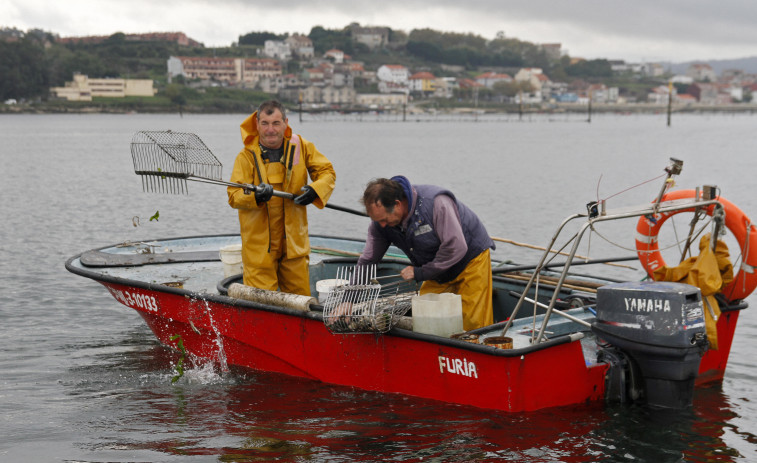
[99,280,608,412]
[67,231,745,412]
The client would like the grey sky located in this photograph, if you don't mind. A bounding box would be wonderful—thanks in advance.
[4,0,757,63]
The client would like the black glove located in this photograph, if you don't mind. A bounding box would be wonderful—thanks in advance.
[254,183,273,204]
[294,185,318,206]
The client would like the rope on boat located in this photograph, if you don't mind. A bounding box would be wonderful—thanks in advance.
[310,246,407,260]
[502,273,600,293]
[741,218,752,296]
[491,236,635,269]
[598,172,668,203]
[592,217,712,255]
[311,246,361,257]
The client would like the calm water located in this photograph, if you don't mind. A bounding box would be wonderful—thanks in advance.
[2,112,756,462]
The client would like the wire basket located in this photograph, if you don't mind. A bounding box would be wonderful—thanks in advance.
[322,265,418,333]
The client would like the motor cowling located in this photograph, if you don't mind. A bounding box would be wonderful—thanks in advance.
[592,281,708,409]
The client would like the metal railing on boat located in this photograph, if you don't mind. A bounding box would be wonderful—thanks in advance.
[500,195,724,344]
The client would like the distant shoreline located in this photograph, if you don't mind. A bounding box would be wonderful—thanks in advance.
[3,102,757,116]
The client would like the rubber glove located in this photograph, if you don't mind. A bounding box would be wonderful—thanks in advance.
[255,183,274,204]
[294,185,318,205]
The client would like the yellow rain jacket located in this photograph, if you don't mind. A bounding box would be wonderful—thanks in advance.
[227,111,336,289]
[652,234,734,349]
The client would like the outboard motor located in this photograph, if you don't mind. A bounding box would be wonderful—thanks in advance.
[592,281,708,409]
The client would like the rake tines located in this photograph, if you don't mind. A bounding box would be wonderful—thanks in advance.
[130,131,223,194]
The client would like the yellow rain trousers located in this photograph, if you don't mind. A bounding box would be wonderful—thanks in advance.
[652,234,734,349]
[419,249,494,331]
[227,111,335,296]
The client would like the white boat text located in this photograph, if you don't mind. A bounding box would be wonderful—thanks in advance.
[438,356,478,378]
[624,297,671,313]
[108,287,160,312]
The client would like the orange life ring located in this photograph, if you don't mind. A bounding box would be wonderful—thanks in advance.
[635,189,757,301]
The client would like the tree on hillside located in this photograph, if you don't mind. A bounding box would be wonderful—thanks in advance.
[408,29,487,51]
[0,37,48,100]
[566,59,613,78]
[387,29,408,46]
[308,26,354,54]
[406,40,443,62]
[488,37,549,69]
[238,31,285,46]
[406,29,548,68]
[493,80,535,99]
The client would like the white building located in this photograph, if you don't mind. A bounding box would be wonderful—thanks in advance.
[264,40,291,60]
[285,34,314,59]
[376,65,410,85]
[686,63,717,82]
[324,49,345,64]
[475,71,512,89]
[351,25,390,49]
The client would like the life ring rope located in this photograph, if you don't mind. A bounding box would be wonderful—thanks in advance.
[635,189,757,301]
[635,219,711,254]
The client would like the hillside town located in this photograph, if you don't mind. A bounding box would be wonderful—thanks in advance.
[5,27,757,111]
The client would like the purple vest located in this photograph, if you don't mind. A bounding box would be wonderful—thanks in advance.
[378,184,494,283]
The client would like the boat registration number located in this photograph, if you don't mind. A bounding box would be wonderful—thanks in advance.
[108,287,160,313]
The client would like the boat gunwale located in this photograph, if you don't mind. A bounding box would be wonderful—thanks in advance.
[65,239,585,359]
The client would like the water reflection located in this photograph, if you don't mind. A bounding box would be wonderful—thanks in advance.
[61,334,753,462]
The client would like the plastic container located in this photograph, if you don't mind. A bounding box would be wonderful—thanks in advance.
[316,279,348,303]
[412,293,463,337]
[219,244,243,277]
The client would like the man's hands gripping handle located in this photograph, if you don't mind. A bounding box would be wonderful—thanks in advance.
[241,183,317,207]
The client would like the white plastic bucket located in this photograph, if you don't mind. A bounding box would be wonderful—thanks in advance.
[412,293,463,337]
[219,244,243,277]
[316,279,348,303]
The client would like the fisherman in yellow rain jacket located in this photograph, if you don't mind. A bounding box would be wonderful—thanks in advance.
[228,100,335,296]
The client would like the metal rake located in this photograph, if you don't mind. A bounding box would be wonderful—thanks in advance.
[322,264,417,334]
[128,130,369,217]
[130,130,288,197]
[131,130,225,194]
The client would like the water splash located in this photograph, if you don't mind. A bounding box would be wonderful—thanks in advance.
[200,298,229,373]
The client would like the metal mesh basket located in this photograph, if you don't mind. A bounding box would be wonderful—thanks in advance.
[322,265,418,333]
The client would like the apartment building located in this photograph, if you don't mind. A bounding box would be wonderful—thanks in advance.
[50,73,156,101]
[167,56,282,86]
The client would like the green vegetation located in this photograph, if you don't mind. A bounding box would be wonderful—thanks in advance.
[238,31,284,46]
[170,334,187,384]
[405,29,532,68]
[0,34,50,100]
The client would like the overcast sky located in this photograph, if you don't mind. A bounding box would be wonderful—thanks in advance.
[4,0,757,63]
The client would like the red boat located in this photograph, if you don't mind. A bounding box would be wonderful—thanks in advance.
[66,160,754,412]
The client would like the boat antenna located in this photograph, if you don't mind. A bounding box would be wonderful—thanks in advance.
[651,158,683,215]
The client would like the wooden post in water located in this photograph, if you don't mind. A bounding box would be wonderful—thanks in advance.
[403,102,406,122]
[587,89,592,123]
[298,92,303,123]
[667,80,673,127]
[474,86,479,122]
[519,90,523,121]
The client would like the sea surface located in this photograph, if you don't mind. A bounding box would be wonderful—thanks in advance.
[2,111,756,462]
